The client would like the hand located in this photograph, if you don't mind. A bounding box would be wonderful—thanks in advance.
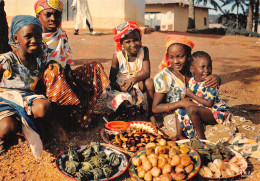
[123,78,136,91]
[185,89,194,98]
[71,6,75,11]
[120,82,128,92]
[180,99,197,108]
[48,62,63,74]
[205,75,218,88]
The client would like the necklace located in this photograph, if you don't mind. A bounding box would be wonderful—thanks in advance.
[125,50,138,78]
[16,49,39,71]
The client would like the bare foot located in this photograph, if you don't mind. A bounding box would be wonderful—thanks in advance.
[150,116,163,128]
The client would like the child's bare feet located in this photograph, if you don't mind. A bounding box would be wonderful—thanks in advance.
[150,115,163,128]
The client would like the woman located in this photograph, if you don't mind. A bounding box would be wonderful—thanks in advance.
[34,0,109,128]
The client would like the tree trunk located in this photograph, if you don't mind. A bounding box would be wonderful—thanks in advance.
[236,4,239,29]
[246,0,254,31]
[254,0,259,32]
[187,0,196,31]
[0,0,12,54]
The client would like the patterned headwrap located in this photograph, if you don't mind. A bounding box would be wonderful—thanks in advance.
[113,21,142,51]
[9,15,43,45]
[159,35,194,71]
[34,0,63,14]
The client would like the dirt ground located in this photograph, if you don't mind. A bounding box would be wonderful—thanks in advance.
[0,30,259,181]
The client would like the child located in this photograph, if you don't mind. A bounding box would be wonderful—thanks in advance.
[34,0,109,128]
[0,15,51,157]
[176,51,229,139]
[152,35,220,139]
[106,21,158,127]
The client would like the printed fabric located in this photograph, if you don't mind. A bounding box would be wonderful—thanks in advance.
[0,91,47,158]
[34,0,63,14]
[106,47,145,111]
[159,35,194,71]
[177,77,229,138]
[42,28,73,68]
[154,68,186,103]
[113,21,142,51]
[0,52,42,92]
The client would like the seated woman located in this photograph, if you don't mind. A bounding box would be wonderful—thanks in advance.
[0,15,52,157]
[34,0,110,128]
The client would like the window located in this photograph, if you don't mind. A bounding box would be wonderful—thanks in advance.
[204,18,207,26]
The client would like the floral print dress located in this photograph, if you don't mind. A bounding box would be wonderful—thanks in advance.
[106,47,145,111]
[177,77,229,138]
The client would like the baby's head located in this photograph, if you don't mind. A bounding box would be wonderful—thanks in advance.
[9,15,43,54]
[113,21,142,53]
[160,35,194,71]
[190,51,212,82]
[34,0,63,33]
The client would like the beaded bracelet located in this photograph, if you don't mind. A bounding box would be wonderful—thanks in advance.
[165,103,171,113]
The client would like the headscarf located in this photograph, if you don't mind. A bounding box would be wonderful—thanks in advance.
[113,21,142,51]
[9,15,43,45]
[159,35,195,71]
[34,0,63,14]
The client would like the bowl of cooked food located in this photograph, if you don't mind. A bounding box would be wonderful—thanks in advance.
[128,140,201,181]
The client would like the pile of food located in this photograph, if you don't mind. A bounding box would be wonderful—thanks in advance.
[187,138,246,178]
[199,156,244,178]
[64,142,121,180]
[109,128,170,152]
[131,139,196,181]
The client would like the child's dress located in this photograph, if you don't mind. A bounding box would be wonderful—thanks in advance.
[106,47,145,111]
[0,52,47,157]
[177,77,229,138]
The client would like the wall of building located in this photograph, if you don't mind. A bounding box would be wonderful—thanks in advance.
[4,0,144,29]
[146,4,209,32]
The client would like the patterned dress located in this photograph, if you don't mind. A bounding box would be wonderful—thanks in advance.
[106,47,145,111]
[177,77,229,138]
[154,68,186,135]
[42,28,109,128]
[0,52,47,157]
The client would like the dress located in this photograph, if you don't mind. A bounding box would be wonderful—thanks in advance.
[0,52,47,157]
[71,0,93,30]
[106,47,145,111]
[177,77,229,138]
[154,68,186,135]
[42,28,109,128]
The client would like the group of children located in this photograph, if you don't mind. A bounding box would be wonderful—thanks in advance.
[0,0,229,157]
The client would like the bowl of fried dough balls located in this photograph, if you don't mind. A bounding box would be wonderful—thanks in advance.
[128,139,201,181]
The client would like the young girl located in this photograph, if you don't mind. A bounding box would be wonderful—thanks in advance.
[152,35,219,139]
[0,15,51,157]
[106,21,158,126]
[176,51,229,139]
[34,0,109,128]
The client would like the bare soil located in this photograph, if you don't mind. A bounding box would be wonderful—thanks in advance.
[0,30,259,181]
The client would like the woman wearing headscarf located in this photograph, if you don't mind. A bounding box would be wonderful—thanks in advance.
[34,0,109,128]
[0,15,52,157]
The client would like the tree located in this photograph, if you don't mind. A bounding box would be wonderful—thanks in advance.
[246,0,254,31]
[196,0,225,14]
[187,0,196,30]
[221,0,247,29]
[254,0,259,32]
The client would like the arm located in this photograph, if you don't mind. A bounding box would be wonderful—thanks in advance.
[186,89,214,107]
[109,53,122,91]
[205,74,221,88]
[123,46,150,91]
[152,92,197,114]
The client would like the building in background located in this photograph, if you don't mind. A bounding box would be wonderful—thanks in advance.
[4,0,145,30]
[145,0,210,32]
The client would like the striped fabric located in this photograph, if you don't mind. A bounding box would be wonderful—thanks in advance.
[43,66,80,105]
